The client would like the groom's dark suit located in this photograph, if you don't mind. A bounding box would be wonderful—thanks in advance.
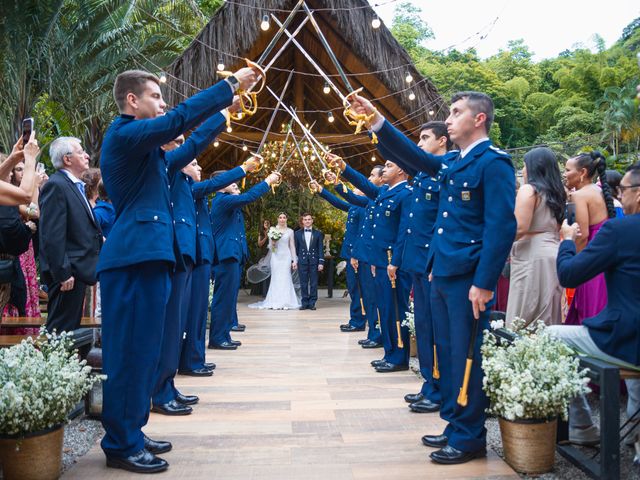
[294,227,324,309]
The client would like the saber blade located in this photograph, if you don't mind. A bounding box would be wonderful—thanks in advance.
[256,70,294,155]
[256,0,305,65]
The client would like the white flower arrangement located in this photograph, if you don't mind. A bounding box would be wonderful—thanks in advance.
[401,299,415,337]
[481,319,590,421]
[0,328,102,436]
[267,226,283,252]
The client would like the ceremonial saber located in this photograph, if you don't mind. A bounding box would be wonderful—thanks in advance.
[256,0,305,66]
[387,250,404,349]
[353,263,366,315]
[457,315,480,407]
[290,133,317,192]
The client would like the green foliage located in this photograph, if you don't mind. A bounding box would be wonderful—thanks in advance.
[390,2,433,54]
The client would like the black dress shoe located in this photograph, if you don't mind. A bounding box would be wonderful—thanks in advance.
[204,362,216,370]
[404,392,424,404]
[106,449,168,473]
[361,340,383,349]
[410,398,441,413]
[151,399,192,415]
[299,305,308,310]
[229,339,241,346]
[357,339,369,345]
[143,435,172,455]
[178,367,213,377]
[340,324,365,332]
[175,393,199,405]
[422,433,448,448]
[208,341,237,350]
[231,324,245,332]
[370,359,386,367]
[429,445,486,464]
[309,305,316,310]
[375,362,409,373]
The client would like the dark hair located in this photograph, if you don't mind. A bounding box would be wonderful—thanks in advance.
[301,212,312,218]
[97,179,110,202]
[371,165,384,176]
[113,70,160,112]
[573,151,616,219]
[278,212,288,218]
[523,147,567,224]
[420,121,453,151]
[81,168,102,201]
[450,91,494,133]
[605,169,623,199]
[626,162,640,185]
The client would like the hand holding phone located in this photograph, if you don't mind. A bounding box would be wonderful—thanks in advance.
[565,202,576,225]
[36,162,45,175]
[22,118,34,146]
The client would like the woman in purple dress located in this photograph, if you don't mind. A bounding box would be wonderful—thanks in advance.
[563,151,617,325]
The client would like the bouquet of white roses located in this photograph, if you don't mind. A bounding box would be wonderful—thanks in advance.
[481,319,590,421]
[0,328,102,436]
[267,226,283,252]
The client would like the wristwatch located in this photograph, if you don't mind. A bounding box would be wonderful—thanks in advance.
[225,75,240,93]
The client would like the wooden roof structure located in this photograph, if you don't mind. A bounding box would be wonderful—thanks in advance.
[165,0,447,175]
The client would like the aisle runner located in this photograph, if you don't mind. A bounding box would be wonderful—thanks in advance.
[64,291,516,479]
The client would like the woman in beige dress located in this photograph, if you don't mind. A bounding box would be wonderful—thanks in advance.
[507,147,566,327]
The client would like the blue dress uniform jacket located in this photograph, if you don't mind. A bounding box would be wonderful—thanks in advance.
[557,214,640,366]
[318,188,363,259]
[99,79,234,459]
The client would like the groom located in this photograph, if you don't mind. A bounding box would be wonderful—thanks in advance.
[294,213,324,310]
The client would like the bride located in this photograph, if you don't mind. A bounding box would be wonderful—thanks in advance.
[248,213,300,309]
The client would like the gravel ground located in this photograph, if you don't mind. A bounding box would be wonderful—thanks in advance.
[410,356,640,479]
[61,416,104,474]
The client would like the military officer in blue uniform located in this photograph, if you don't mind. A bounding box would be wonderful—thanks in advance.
[98,67,257,473]
[209,172,281,349]
[331,156,414,372]
[374,122,454,415]
[151,117,256,416]
[310,180,365,331]
[333,168,385,348]
[345,92,516,464]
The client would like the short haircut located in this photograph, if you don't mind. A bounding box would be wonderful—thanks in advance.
[626,162,640,185]
[301,213,312,218]
[50,136,82,170]
[371,165,384,176]
[420,120,453,150]
[113,70,160,113]
[450,91,494,134]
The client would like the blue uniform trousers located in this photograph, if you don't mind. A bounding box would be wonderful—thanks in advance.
[100,261,171,457]
[346,261,366,328]
[179,263,210,372]
[412,273,441,403]
[374,266,411,365]
[298,262,319,308]
[209,258,241,345]
[152,258,193,405]
[431,273,490,453]
[360,263,381,343]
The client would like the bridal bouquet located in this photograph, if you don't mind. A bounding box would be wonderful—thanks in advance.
[267,227,283,252]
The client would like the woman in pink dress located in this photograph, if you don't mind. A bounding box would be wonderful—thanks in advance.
[563,151,617,325]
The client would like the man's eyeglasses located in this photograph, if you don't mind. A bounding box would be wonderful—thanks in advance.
[619,184,640,193]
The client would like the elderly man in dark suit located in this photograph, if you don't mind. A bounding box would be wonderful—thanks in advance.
[549,161,640,446]
[39,136,102,332]
[294,213,324,310]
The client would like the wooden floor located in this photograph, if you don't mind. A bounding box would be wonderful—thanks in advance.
[65,291,516,479]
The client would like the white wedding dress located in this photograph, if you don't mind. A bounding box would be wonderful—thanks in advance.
[248,227,300,309]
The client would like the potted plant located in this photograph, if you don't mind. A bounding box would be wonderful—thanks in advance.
[402,300,417,357]
[482,319,590,474]
[0,328,101,480]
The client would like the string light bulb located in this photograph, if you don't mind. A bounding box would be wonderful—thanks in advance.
[217,62,225,71]
[371,16,381,29]
[159,73,167,83]
[226,126,232,133]
[328,112,335,123]
[242,143,248,152]
[323,83,331,94]
[303,145,310,153]
[213,141,220,147]
[428,110,434,116]
[409,91,416,101]
[371,155,376,162]
[405,72,413,83]
[260,14,270,31]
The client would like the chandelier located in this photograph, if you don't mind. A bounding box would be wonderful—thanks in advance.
[257,136,329,187]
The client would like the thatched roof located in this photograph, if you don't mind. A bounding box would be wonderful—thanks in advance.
[165,0,447,174]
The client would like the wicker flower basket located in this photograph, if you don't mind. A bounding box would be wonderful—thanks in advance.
[0,424,64,480]
[409,335,417,357]
[499,416,557,474]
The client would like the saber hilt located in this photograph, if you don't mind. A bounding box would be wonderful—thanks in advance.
[387,250,403,349]
[433,345,440,380]
[457,314,481,407]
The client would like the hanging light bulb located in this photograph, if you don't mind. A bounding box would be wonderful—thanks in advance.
[328,112,335,123]
[405,72,413,83]
[371,155,376,162]
[242,143,248,152]
[323,83,331,94]
[217,62,225,71]
[409,91,416,101]
[260,14,270,31]
[213,140,220,147]
[226,126,232,133]
[271,152,277,158]
[303,145,310,153]
[159,73,167,83]
[428,110,435,116]
[371,16,381,29]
